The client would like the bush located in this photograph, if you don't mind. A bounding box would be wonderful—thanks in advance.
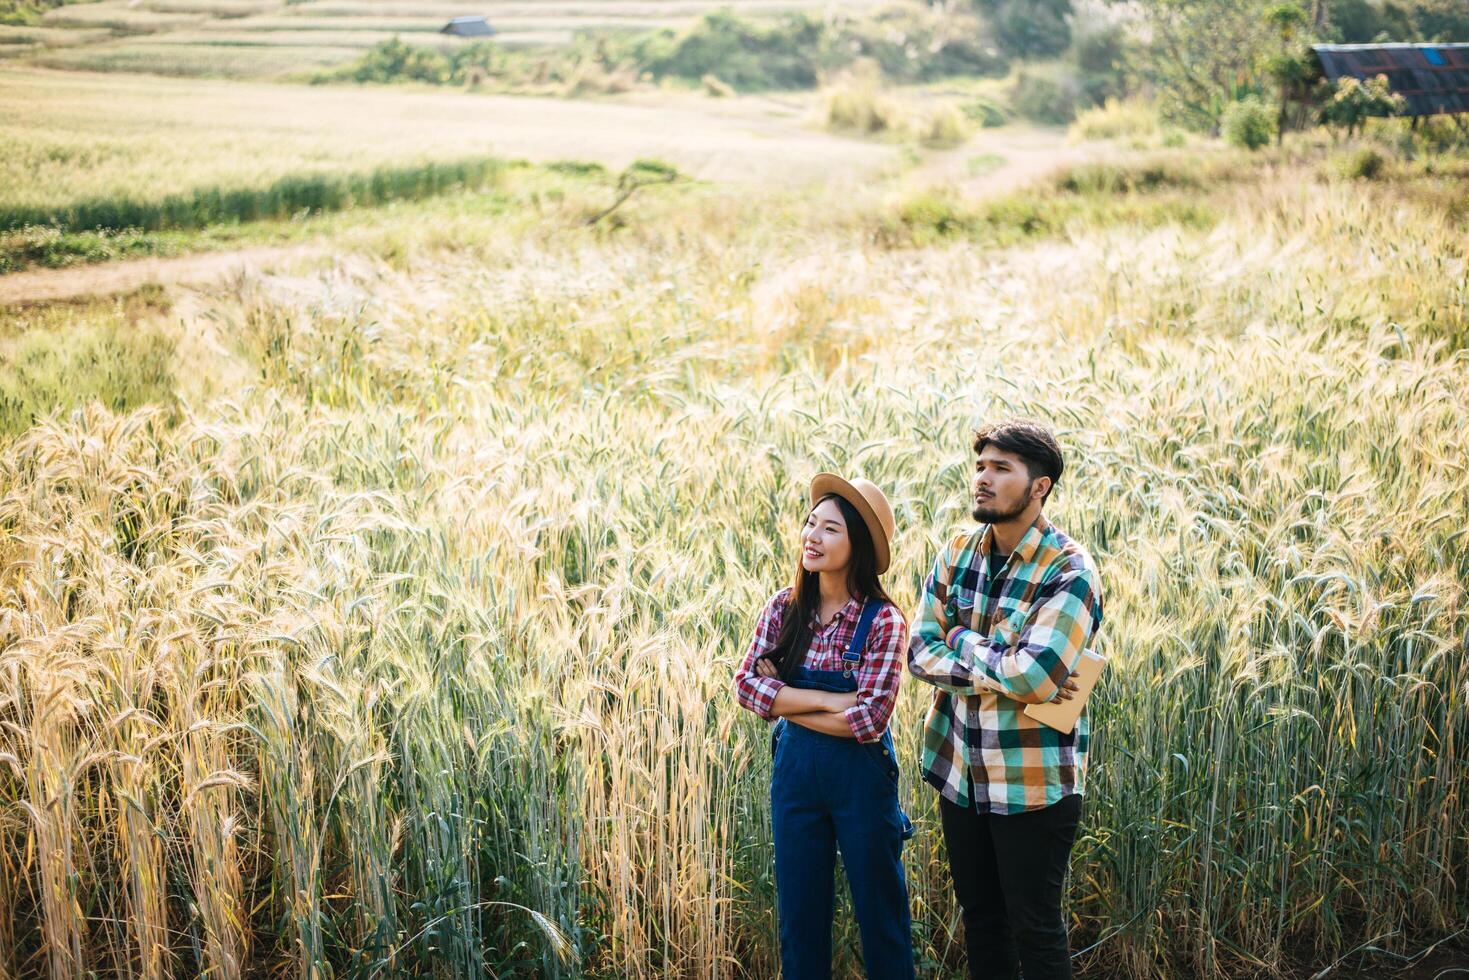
[1069,19,1129,105]
[961,94,1008,128]
[984,0,1072,58]
[920,105,971,147]
[825,65,903,135]
[0,225,161,273]
[327,6,1008,96]
[1319,75,1405,139]
[700,73,734,97]
[1011,67,1083,124]
[1222,97,1275,150]
[837,4,1006,82]
[1069,98,1160,142]
[1331,146,1386,180]
[633,10,823,90]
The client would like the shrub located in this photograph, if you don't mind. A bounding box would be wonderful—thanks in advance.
[1319,75,1406,139]
[1331,146,1386,180]
[1069,98,1161,142]
[1011,67,1083,124]
[825,66,903,135]
[961,94,1008,128]
[700,73,734,97]
[984,0,1072,59]
[1222,97,1275,150]
[0,225,162,273]
[634,10,823,91]
[920,105,971,147]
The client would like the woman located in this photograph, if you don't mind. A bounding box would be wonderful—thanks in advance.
[735,473,915,980]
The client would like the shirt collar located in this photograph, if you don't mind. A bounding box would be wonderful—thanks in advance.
[979,515,1050,569]
[809,594,864,629]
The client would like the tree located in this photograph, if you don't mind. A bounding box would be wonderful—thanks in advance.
[1262,4,1320,144]
[1121,0,1308,131]
[1318,74,1406,138]
[975,0,1073,58]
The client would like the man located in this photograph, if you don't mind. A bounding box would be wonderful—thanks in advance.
[908,419,1103,980]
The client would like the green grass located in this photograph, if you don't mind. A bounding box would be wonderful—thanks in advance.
[0,164,610,273]
[2,154,509,232]
[0,288,177,438]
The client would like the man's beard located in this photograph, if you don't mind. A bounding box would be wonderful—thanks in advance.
[972,487,1031,523]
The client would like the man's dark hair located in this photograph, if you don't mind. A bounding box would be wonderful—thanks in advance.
[973,419,1064,501]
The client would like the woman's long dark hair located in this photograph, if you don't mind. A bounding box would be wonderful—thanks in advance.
[768,493,896,680]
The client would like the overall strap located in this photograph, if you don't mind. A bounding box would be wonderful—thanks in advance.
[840,600,882,674]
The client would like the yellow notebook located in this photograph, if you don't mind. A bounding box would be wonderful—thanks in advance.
[1023,649,1106,735]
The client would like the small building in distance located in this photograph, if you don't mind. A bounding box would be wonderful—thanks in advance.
[1312,43,1469,117]
[440,15,496,37]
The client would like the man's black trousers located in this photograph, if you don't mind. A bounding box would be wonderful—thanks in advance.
[938,792,1082,980]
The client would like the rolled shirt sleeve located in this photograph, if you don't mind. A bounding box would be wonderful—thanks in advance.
[843,603,908,743]
[734,589,790,719]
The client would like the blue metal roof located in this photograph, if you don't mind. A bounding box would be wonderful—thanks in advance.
[1312,43,1469,116]
[441,15,496,36]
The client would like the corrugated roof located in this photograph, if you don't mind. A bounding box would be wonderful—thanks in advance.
[1312,43,1469,116]
[441,15,495,36]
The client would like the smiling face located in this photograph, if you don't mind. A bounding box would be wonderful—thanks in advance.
[800,496,852,575]
[972,444,1048,524]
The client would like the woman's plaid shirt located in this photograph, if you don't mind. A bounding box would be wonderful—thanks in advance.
[735,589,908,743]
[907,517,1103,814]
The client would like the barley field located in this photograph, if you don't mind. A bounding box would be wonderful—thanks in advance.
[0,137,1466,979]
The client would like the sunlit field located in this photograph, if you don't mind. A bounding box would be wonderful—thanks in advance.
[5,0,888,79]
[1,140,1465,979]
[0,66,893,240]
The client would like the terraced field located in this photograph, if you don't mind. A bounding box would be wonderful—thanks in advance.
[4,0,885,79]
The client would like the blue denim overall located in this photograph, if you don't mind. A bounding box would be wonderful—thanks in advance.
[769,600,916,980]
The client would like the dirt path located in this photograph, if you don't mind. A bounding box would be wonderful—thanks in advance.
[0,243,324,307]
[912,124,1117,195]
[0,117,1089,308]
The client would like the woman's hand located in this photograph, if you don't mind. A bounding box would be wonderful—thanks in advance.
[755,657,779,679]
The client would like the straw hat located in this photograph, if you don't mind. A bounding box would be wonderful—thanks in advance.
[809,473,896,574]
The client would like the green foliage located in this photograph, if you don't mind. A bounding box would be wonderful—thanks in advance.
[1223,96,1276,149]
[1327,0,1469,42]
[0,302,177,440]
[1069,98,1162,142]
[823,60,973,143]
[920,104,971,147]
[961,94,1009,128]
[874,156,1227,246]
[329,7,1008,95]
[1331,145,1387,179]
[631,10,824,90]
[1129,0,1295,131]
[826,74,903,135]
[0,225,163,274]
[1,155,505,233]
[1319,74,1407,138]
[976,0,1073,58]
[0,0,66,27]
[339,35,502,86]
[1011,66,1083,124]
